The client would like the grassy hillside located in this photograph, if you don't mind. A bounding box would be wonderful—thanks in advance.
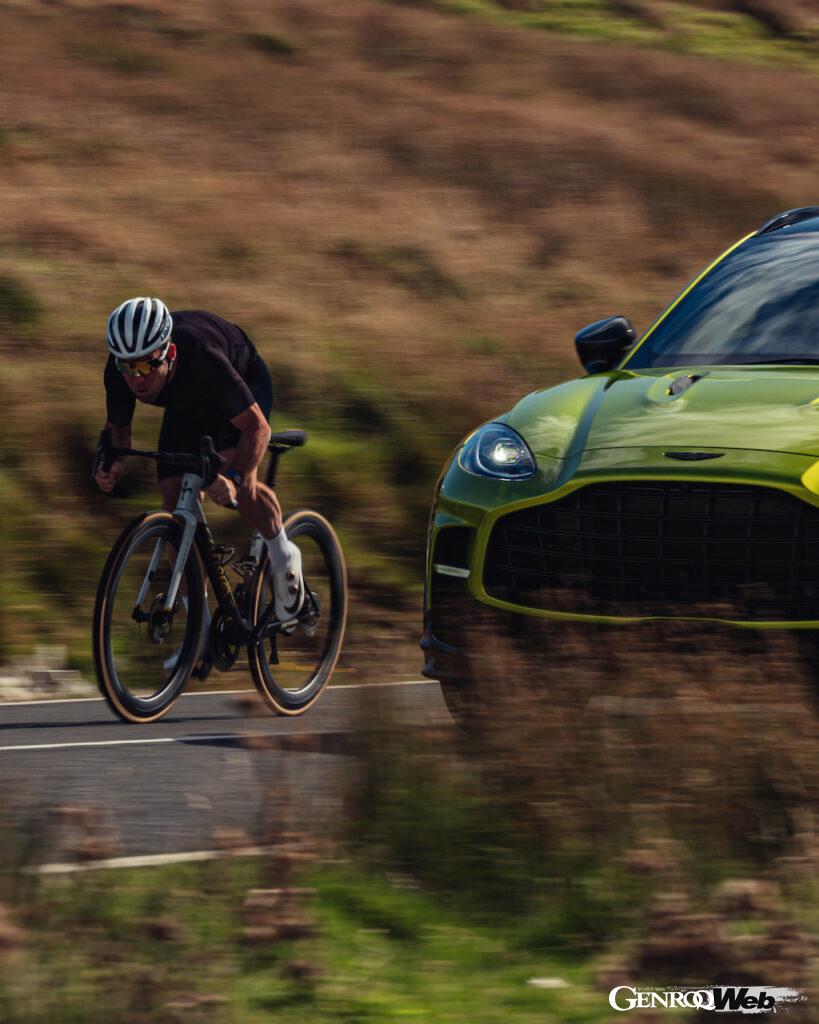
[3,0,819,672]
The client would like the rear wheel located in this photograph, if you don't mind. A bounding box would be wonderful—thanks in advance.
[247,510,347,715]
[93,512,205,723]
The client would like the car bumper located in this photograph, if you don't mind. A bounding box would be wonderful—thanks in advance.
[424,445,819,649]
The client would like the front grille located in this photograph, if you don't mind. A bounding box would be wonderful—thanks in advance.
[484,482,819,620]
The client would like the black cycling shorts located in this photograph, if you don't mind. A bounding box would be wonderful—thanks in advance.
[156,355,273,481]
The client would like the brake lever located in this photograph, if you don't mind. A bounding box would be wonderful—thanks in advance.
[92,428,111,480]
[93,428,130,499]
[198,435,238,509]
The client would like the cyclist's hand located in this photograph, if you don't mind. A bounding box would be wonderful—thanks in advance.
[207,473,238,508]
[96,459,124,493]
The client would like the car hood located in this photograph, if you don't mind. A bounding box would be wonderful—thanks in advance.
[504,367,819,460]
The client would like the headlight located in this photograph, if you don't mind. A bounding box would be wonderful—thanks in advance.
[458,423,537,480]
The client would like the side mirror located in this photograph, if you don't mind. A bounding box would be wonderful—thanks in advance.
[575,316,636,374]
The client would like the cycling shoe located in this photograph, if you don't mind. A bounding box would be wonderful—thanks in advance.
[273,542,305,623]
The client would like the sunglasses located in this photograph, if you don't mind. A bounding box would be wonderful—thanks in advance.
[116,344,170,377]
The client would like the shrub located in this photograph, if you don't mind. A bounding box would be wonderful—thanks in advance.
[243,32,298,57]
[0,273,41,331]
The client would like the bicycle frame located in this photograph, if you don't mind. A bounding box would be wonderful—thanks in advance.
[138,470,292,647]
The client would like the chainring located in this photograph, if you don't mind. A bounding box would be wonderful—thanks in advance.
[210,607,242,672]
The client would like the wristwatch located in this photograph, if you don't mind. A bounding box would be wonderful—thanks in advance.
[225,468,245,488]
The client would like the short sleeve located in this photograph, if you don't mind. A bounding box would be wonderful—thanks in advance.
[199,347,256,420]
[104,355,136,427]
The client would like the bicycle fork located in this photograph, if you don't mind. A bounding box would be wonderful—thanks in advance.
[130,473,205,621]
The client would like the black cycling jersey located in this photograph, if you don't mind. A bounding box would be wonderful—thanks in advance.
[103,309,273,480]
[104,310,261,427]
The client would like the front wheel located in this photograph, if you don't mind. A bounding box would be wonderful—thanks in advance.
[248,510,347,715]
[93,512,205,723]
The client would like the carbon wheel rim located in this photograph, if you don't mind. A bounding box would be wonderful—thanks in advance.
[102,519,201,715]
[251,513,346,710]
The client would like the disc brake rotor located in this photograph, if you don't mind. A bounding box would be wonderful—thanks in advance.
[147,593,177,644]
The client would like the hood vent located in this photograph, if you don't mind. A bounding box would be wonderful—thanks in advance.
[667,373,704,397]
[663,451,725,461]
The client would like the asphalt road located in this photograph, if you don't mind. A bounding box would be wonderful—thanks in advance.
[0,681,448,867]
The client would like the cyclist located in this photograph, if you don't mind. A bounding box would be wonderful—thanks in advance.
[95,297,304,628]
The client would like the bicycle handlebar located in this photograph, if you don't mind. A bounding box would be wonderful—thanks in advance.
[91,430,130,498]
[93,431,239,509]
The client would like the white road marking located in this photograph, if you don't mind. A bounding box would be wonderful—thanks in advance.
[0,680,440,753]
[33,844,282,875]
[0,679,432,708]
[334,679,432,690]
[0,688,254,708]
[0,733,246,753]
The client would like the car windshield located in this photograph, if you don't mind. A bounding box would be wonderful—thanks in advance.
[625,231,819,369]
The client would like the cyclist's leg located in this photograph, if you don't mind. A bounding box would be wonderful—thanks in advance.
[217,361,304,617]
[217,450,281,534]
[216,447,303,616]
[215,357,279,532]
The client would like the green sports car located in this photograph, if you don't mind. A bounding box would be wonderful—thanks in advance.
[423,206,819,699]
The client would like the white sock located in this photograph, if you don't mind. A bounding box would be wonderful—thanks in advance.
[265,526,291,572]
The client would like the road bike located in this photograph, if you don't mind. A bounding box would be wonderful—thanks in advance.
[91,431,347,723]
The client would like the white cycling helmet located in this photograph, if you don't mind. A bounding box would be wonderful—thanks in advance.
[107,297,173,359]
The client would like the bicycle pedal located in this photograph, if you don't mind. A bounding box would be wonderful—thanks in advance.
[300,610,319,634]
[268,637,279,666]
[230,556,259,579]
[301,591,321,636]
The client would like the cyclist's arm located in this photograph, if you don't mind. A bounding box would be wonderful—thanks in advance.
[227,403,271,478]
[99,356,135,491]
[95,421,131,491]
[104,354,136,426]
[106,421,132,450]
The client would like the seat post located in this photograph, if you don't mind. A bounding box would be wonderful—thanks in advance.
[262,430,307,489]
[265,447,283,489]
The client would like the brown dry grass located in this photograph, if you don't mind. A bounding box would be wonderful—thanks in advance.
[3,0,819,665]
[460,616,819,859]
[351,616,819,994]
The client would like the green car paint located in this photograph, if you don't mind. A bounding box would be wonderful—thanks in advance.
[425,213,819,646]
[505,367,819,461]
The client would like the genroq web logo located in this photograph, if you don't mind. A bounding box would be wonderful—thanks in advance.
[609,985,807,1013]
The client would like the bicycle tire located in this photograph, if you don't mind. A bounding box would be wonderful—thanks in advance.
[247,509,347,715]
[93,511,205,723]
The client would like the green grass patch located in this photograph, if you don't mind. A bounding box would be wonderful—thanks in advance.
[411,0,819,72]
[0,856,617,1023]
[6,851,806,1023]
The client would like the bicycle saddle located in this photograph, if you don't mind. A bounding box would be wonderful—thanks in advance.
[268,430,307,449]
